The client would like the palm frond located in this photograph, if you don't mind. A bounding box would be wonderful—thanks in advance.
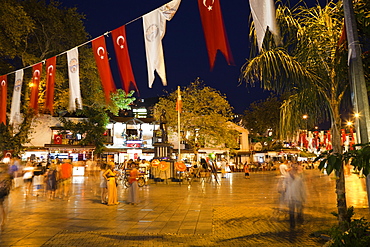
[240,48,318,94]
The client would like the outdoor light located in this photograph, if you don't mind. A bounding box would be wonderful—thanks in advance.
[347,121,353,127]
[354,113,360,118]
[302,114,308,119]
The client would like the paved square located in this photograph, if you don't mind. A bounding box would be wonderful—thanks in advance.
[1,170,369,246]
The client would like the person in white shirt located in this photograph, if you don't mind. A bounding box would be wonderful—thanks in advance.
[279,160,289,177]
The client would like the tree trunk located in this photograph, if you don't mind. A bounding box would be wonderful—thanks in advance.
[336,165,348,227]
[331,102,348,226]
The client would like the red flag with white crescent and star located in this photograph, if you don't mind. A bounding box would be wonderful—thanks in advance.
[45,56,56,114]
[54,134,63,145]
[30,63,42,112]
[197,0,234,70]
[0,75,7,124]
[92,35,116,103]
[111,25,139,95]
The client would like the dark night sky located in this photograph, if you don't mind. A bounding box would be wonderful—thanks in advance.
[59,0,329,113]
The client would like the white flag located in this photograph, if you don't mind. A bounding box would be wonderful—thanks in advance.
[143,0,181,88]
[249,0,281,51]
[67,47,83,111]
[10,69,23,125]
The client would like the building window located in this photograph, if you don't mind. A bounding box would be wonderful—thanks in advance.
[133,108,147,118]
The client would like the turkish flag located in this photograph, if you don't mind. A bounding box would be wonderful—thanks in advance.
[45,56,56,114]
[92,36,116,103]
[341,129,346,145]
[197,0,234,70]
[0,75,7,125]
[54,134,63,144]
[30,63,42,111]
[349,128,355,150]
[327,130,332,150]
[111,25,139,95]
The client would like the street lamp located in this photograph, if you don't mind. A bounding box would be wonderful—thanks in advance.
[302,115,308,149]
[302,115,308,131]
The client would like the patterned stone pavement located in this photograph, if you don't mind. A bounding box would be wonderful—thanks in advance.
[0,169,369,246]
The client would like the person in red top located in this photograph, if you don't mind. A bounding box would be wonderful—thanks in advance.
[127,163,139,205]
[59,159,72,198]
[243,163,250,179]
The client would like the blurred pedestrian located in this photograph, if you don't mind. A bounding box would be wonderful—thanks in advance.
[23,160,34,197]
[33,162,45,196]
[100,163,108,204]
[243,163,250,179]
[85,159,94,178]
[45,164,58,200]
[9,158,20,179]
[59,159,72,199]
[279,160,289,177]
[103,162,119,206]
[0,163,12,231]
[284,163,306,228]
[127,163,139,205]
[220,159,227,178]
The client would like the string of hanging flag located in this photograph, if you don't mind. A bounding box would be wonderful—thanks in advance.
[1,0,275,126]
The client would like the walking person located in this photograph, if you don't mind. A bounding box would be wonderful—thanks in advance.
[0,163,12,231]
[103,162,119,206]
[99,163,108,204]
[127,163,139,205]
[59,159,72,199]
[220,159,227,178]
[45,164,58,200]
[22,160,34,197]
[279,160,289,177]
[243,163,250,179]
[284,163,306,228]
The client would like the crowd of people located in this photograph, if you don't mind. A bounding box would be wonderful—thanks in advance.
[0,155,311,230]
[4,157,73,200]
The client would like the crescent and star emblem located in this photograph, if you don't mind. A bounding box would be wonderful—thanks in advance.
[203,0,215,11]
[1,80,6,86]
[55,136,61,143]
[33,70,40,80]
[97,47,105,59]
[48,65,54,76]
[116,35,125,49]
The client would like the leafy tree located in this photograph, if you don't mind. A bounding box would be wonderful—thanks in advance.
[154,79,239,156]
[240,1,369,225]
[59,90,135,154]
[242,95,283,151]
[0,0,136,156]
[0,110,35,158]
[0,0,92,157]
[242,94,281,135]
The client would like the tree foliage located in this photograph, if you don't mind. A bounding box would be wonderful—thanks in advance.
[154,79,239,153]
[240,0,370,225]
[59,89,136,154]
[0,0,136,156]
[242,94,281,138]
[0,110,35,158]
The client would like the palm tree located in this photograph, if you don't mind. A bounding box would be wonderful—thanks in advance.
[241,1,350,224]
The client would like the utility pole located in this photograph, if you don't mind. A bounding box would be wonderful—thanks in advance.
[343,0,370,210]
